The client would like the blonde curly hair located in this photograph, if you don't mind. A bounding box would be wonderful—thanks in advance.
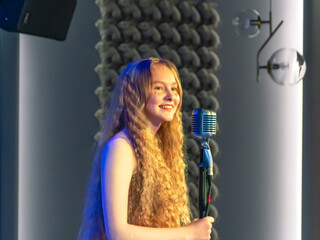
[78,58,191,239]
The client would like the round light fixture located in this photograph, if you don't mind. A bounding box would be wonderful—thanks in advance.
[267,48,306,85]
[232,9,261,38]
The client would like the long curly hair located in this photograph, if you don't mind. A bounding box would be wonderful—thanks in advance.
[78,58,191,240]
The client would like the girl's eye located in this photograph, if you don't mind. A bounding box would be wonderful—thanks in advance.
[154,86,163,90]
[171,87,177,91]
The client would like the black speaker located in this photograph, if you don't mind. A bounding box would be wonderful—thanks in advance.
[0,0,76,40]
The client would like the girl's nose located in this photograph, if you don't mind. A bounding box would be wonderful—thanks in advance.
[164,88,174,100]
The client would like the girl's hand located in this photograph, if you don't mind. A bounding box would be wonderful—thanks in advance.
[184,217,214,240]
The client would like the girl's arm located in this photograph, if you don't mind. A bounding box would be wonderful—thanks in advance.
[101,137,213,240]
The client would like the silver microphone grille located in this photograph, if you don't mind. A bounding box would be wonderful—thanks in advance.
[192,109,216,140]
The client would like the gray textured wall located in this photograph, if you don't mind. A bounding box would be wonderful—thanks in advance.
[1,0,317,240]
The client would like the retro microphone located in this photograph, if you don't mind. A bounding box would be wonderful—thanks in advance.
[191,109,216,218]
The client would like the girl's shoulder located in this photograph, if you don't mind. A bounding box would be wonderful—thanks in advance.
[108,128,132,147]
[103,128,137,174]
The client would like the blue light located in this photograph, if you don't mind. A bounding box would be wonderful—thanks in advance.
[5,17,8,21]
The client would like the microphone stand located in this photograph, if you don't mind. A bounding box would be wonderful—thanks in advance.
[199,140,213,218]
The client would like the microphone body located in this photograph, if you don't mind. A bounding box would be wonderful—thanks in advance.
[192,109,216,218]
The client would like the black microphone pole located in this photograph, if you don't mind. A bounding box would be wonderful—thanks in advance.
[199,140,214,218]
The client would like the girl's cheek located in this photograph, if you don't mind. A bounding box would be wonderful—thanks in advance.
[154,89,164,96]
[154,91,166,97]
[154,91,161,96]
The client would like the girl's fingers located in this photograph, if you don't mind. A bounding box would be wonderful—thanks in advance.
[207,217,214,223]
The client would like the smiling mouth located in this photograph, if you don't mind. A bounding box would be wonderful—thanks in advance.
[159,105,174,109]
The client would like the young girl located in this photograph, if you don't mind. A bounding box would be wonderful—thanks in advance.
[78,58,214,240]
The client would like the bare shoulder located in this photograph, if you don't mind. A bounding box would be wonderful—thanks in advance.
[102,129,137,174]
[106,128,134,152]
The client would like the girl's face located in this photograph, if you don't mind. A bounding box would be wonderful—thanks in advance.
[144,64,180,129]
